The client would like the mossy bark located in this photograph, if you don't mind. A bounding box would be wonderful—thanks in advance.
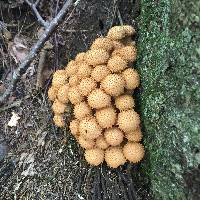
[136,0,200,199]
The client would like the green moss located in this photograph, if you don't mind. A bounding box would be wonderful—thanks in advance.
[136,0,200,199]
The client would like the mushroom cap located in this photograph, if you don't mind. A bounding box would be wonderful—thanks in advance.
[69,75,79,87]
[84,148,104,166]
[69,119,79,137]
[104,127,124,146]
[52,99,66,114]
[117,109,140,133]
[115,94,135,111]
[105,147,126,168]
[85,49,109,66]
[52,70,67,87]
[77,63,93,79]
[95,107,117,128]
[112,40,124,50]
[48,86,58,101]
[88,89,111,109]
[79,117,102,140]
[101,74,125,96]
[53,114,65,127]
[65,60,78,76]
[79,77,97,96]
[123,142,145,163]
[96,135,109,149]
[78,136,95,149]
[73,101,92,120]
[68,86,84,105]
[107,56,127,73]
[122,25,135,36]
[125,127,143,142]
[91,65,111,82]
[75,52,86,62]
[57,84,69,103]
[122,68,140,90]
[91,37,113,52]
[107,26,126,40]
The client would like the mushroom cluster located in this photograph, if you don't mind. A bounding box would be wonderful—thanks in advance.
[48,25,145,168]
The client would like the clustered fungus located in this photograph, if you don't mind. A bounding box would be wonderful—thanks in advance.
[48,25,145,168]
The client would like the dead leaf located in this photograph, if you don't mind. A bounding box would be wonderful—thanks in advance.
[8,112,20,127]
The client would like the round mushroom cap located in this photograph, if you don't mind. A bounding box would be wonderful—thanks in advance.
[52,99,66,114]
[88,89,111,109]
[77,63,92,79]
[65,60,78,76]
[104,128,124,146]
[105,147,126,168]
[78,136,95,149]
[123,142,145,163]
[52,70,67,88]
[53,114,65,127]
[79,77,97,96]
[68,86,84,105]
[122,68,140,90]
[91,37,113,52]
[117,109,140,133]
[91,65,111,82]
[84,148,104,166]
[101,74,125,96]
[107,26,126,40]
[69,119,79,137]
[123,25,135,36]
[95,107,117,128]
[96,135,109,149]
[73,101,92,120]
[115,94,135,111]
[85,49,109,66]
[57,84,69,104]
[125,128,143,142]
[79,117,102,140]
[107,56,127,73]
[69,75,79,87]
[75,52,86,62]
[48,86,58,101]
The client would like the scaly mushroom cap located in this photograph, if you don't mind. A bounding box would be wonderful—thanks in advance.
[78,136,95,149]
[77,63,93,79]
[123,142,145,163]
[68,86,84,105]
[52,70,67,87]
[85,49,109,66]
[91,65,111,82]
[69,119,79,137]
[73,101,92,120]
[65,60,78,76]
[122,68,140,90]
[52,99,66,114]
[53,114,65,127]
[95,107,117,128]
[84,148,104,166]
[107,56,127,73]
[125,127,143,142]
[57,84,69,104]
[69,75,79,87]
[104,128,124,146]
[48,86,58,101]
[101,74,125,96]
[107,26,126,40]
[117,109,140,133]
[87,89,111,109]
[96,135,109,149]
[79,77,97,96]
[123,25,136,36]
[79,117,102,140]
[115,94,135,111]
[112,40,124,50]
[75,52,86,62]
[91,37,113,52]
[105,147,126,168]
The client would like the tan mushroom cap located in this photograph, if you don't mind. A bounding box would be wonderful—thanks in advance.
[73,101,92,120]
[65,60,78,76]
[107,56,127,73]
[117,109,140,133]
[79,77,97,96]
[68,86,84,105]
[78,136,95,149]
[122,68,140,90]
[115,94,135,111]
[69,119,79,137]
[96,135,109,149]
[112,40,124,50]
[107,26,126,40]
[95,107,117,128]
[91,65,111,82]
[123,142,145,163]
[77,63,93,79]
[105,147,126,168]
[52,70,67,88]
[52,99,66,114]
[91,37,113,52]
[53,114,65,127]
[75,52,86,62]
[123,25,136,36]
[48,86,58,101]
[125,127,143,142]
[57,84,69,104]
[69,75,79,87]
[85,49,109,66]
[88,89,111,109]
[84,148,104,166]
[79,117,102,140]
[104,128,124,146]
[101,74,125,96]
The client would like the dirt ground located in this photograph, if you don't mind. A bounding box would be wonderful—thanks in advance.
[0,0,150,199]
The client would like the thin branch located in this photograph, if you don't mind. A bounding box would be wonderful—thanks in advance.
[0,0,73,104]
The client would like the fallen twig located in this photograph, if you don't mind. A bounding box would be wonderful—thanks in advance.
[0,0,74,104]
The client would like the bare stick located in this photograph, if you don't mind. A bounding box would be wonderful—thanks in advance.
[0,0,73,104]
